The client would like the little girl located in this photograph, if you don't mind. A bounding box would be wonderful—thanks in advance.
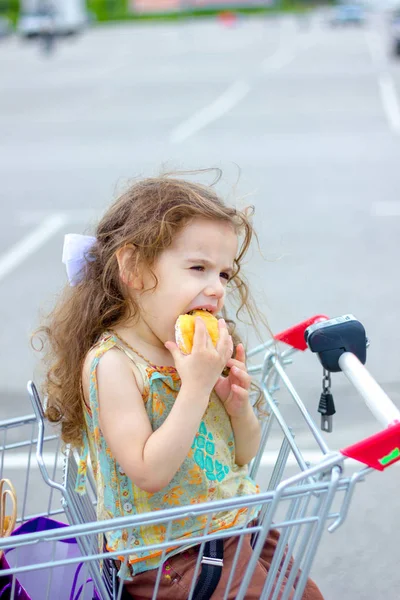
[37,174,323,600]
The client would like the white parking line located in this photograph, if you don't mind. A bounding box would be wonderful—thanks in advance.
[170,80,251,144]
[262,48,296,73]
[378,73,400,134]
[371,201,400,217]
[170,19,306,144]
[0,214,68,283]
[17,209,96,226]
[365,30,400,135]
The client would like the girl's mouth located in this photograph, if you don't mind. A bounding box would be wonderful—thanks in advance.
[186,305,217,315]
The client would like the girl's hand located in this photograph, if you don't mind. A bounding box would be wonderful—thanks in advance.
[165,317,234,397]
[214,343,252,418]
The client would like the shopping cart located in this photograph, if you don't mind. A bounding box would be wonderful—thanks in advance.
[1,314,400,600]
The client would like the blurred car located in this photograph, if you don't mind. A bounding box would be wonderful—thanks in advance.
[17,9,55,38]
[17,0,88,38]
[390,8,400,56]
[329,2,366,26]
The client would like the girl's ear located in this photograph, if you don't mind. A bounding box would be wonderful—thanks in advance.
[116,245,143,290]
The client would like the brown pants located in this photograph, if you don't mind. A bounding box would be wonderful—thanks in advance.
[124,529,324,599]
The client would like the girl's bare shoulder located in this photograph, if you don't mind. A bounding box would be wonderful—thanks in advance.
[81,344,145,406]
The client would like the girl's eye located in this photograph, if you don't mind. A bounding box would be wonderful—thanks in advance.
[190,266,230,281]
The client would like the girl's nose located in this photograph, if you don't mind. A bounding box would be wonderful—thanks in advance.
[204,278,225,299]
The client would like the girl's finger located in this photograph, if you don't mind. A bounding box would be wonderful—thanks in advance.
[235,343,246,363]
[230,384,248,401]
[226,358,247,371]
[217,318,227,335]
[216,320,231,353]
[230,366,251,390]
[226,335,234,360]
[164,340,180,360]
[192,317,207,349]
[205,329,214,350]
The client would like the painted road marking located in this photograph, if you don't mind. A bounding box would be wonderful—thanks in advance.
[378,73,400,134]
[365,30,400,135]
[170,80,251,144]
[170,19,308,144]
[0,214,68,284]
[371,201,400,217]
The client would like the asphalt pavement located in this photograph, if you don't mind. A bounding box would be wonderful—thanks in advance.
[0,9,399,599]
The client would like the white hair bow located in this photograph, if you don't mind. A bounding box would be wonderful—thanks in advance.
[62,234,96,286]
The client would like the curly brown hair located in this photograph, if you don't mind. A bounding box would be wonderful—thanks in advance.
[34,172,268,448]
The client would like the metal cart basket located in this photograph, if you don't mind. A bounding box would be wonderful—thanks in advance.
[1,314,399,600]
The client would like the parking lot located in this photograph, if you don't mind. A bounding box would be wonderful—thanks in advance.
[1,9,400,598]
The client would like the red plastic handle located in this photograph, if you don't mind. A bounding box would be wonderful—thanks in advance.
[341,422,400,471]
[274,315,330,351]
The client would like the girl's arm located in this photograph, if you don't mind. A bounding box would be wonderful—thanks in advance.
[95,349,210,494]
[92,318,233,494]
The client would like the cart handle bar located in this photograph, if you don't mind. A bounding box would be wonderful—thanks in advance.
[339,352,400,471]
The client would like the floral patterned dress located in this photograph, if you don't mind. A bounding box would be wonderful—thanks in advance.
[75,332,260,580]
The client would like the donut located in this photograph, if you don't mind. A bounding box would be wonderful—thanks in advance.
[175,310,219,354]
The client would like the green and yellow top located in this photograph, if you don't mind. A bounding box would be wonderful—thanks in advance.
[75,332,259,579]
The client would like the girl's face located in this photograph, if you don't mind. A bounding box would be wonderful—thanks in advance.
[136,218,238,345]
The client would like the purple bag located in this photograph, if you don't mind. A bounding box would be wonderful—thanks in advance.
[0,517,99,600]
